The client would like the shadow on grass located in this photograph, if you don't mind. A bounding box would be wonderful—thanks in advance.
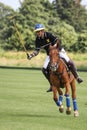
[11,113,60,118]
[0,66,87,71]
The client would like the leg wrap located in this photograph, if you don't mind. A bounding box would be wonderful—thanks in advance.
[54,95,63,107]
[65,94,70,107]
[59,95,63,102]
[56,100,62,106]
[73,99,78,111]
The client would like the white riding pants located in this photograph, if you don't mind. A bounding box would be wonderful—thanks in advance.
[43,48,70,69]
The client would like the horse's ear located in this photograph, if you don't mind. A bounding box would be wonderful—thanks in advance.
[54,39,60,49]
[54,43,57,48]
[49,45,53,50]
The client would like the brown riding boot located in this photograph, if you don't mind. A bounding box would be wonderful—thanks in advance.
[42,68,52,92]
[46,86,52,92]
[67,60,83,84]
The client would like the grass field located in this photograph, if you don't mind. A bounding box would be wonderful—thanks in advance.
[0,68,87,130]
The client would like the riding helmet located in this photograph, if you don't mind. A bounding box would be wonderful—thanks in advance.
[34,24,45,32]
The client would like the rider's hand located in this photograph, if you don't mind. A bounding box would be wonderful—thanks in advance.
[27,53,33,60]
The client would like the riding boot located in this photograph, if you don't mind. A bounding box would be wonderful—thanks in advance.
[42,68,52,92]
[67,60,83,84]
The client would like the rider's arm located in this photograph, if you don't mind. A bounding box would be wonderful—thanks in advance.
[27,38,40,60]
[48,32,62,50]
[27,50,39,60]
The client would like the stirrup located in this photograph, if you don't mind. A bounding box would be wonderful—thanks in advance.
[46,87,52,92]
[77,77,83,84]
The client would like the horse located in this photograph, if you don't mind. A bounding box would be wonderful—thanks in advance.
[49,43,79,117]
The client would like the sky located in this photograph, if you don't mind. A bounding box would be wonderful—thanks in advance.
[0,0,87,10]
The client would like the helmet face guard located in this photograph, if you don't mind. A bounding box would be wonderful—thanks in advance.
[34,24,45,32]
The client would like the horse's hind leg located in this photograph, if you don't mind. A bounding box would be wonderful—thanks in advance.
[52,86,64,113]
[70,79,79,117]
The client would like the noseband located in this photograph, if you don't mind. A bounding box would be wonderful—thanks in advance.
[50,61,60,72]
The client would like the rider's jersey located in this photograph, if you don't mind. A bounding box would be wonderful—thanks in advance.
[35,32,62,55]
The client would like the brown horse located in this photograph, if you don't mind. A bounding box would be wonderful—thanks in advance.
[49,43,79,117]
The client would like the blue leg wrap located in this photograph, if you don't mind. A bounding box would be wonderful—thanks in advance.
[56,95,63,106]
[56,100,61,106]
[65,94,70,107]
[59,95,63,102]
[73,99,78,110]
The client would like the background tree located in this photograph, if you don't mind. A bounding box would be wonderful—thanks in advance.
[53,0,87,32]
[0,0,87,52]
[0,2,14,49]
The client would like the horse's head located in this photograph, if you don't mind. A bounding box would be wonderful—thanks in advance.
[49,43,60,72]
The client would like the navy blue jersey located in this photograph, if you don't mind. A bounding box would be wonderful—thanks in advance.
[35,32,62,55]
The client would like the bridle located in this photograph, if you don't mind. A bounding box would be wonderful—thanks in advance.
[49,46,65,77]
[50,61,60,72]
[49,47,60,72]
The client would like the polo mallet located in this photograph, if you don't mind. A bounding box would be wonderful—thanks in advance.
[8,15,29,56]
[15,25,29,56]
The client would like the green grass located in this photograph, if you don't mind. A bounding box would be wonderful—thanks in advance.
[0,68,87,130]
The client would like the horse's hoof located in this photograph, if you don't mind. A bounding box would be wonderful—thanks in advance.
[74,110,79,117]
[66,107,71,115]
[59,105,64,113]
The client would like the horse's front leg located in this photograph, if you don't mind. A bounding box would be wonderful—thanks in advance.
[52,86,64,113]
[65,82,71,115]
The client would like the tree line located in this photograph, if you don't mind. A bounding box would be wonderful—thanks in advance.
[0,0,87,52]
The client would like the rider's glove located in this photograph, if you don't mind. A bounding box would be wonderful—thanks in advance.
[27,51,38,60]
[27,53,33,60]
